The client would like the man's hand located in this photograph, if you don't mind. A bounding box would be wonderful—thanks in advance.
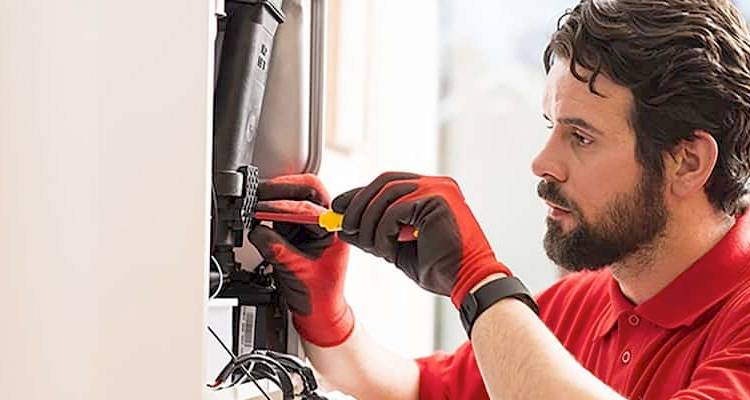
[331,172,511,308]
[248,174,354,348]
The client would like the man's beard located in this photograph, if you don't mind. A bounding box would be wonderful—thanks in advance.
[538,171,668,272]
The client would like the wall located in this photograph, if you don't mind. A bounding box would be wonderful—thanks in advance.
[0,1,214,398]
[320,0,440,358]
[435,0,577,351]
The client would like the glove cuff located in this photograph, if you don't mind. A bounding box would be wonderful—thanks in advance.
[292,304,356,348]
[450,261,512,309]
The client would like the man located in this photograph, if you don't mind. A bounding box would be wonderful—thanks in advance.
[249,0,750,398]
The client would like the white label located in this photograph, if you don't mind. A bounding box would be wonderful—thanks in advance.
[238,305,257,355]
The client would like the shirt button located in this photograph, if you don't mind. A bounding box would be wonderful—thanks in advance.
[628,315,640,327]
[621,350,632,364]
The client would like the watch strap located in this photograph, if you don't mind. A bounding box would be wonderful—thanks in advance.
[459,276,539,337]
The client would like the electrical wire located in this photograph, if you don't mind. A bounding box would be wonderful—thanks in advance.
[209,183,222,299]
[211,182,219,254]
[211,352,294,397]
[234,365,282,390]
[209,256,224,300]
[207,326,273,400]
[232,353,294,394]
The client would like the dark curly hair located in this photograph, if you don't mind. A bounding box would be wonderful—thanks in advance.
[544,0,750,215]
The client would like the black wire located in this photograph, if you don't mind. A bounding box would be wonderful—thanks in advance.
[207,326,273,400]
[232,354,295,398]
[237,368,282,391]
[257,351,318,396]
[211,182,219,255]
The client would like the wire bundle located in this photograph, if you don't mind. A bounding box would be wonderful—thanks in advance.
[207,326,327,400]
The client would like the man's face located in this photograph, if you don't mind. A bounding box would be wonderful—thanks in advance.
[533,60,668,271]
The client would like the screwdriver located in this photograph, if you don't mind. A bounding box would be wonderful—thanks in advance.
[253,210,419,242]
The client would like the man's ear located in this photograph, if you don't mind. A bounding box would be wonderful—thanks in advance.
[665,130,718,198]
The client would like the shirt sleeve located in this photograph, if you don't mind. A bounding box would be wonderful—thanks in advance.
[670,324,750,399]
[415,341,489,400]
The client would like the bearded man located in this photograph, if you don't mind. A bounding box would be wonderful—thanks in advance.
[249,1,750,398]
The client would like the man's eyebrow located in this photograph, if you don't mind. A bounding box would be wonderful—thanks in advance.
[543,114,604,136]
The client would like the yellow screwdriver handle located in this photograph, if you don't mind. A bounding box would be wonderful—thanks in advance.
[318,210,345,232]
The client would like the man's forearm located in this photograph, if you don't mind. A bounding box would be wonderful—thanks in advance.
[471,297,625,400]
[303,321,420,400]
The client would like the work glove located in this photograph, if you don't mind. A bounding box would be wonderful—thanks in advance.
[248,174,354,348]
[331,172,511,308]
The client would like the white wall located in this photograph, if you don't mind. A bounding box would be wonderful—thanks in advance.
[0,1,214,399]
[320,0,440,359]
[435,0,577,351]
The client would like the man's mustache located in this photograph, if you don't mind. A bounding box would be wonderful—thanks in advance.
[537,181,575,211]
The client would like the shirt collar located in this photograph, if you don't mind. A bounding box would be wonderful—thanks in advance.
[594,212,750,339]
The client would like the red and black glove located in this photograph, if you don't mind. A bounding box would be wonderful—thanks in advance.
[248,174,354,348]
[331,172,511,308]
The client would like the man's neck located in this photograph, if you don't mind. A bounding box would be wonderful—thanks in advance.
[610,207,735,305]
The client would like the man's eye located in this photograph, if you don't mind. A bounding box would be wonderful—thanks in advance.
[572,131,593,146]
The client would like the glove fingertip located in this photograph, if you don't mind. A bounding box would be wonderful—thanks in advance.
[332,187,362,213]
[248,223,279,241]
[336,231,358,245]
[248,225,286,261]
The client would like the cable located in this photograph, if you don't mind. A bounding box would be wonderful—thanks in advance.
[211,182,219,254]
[254,350,318,396]
[209,183,222,299]
[209,256,224,299]
[234,366,282,390]
[233,353,294,394]
[207,326,273,400]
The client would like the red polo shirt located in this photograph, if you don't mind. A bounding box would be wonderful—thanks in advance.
[417,214,750,399]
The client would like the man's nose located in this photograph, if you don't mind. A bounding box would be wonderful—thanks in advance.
[531,136,567,183]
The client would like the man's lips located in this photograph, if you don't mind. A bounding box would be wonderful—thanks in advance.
[544,200,571,212]
[544,200,572,219]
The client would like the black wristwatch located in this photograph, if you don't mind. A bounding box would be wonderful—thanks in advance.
[459,276,539,337]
